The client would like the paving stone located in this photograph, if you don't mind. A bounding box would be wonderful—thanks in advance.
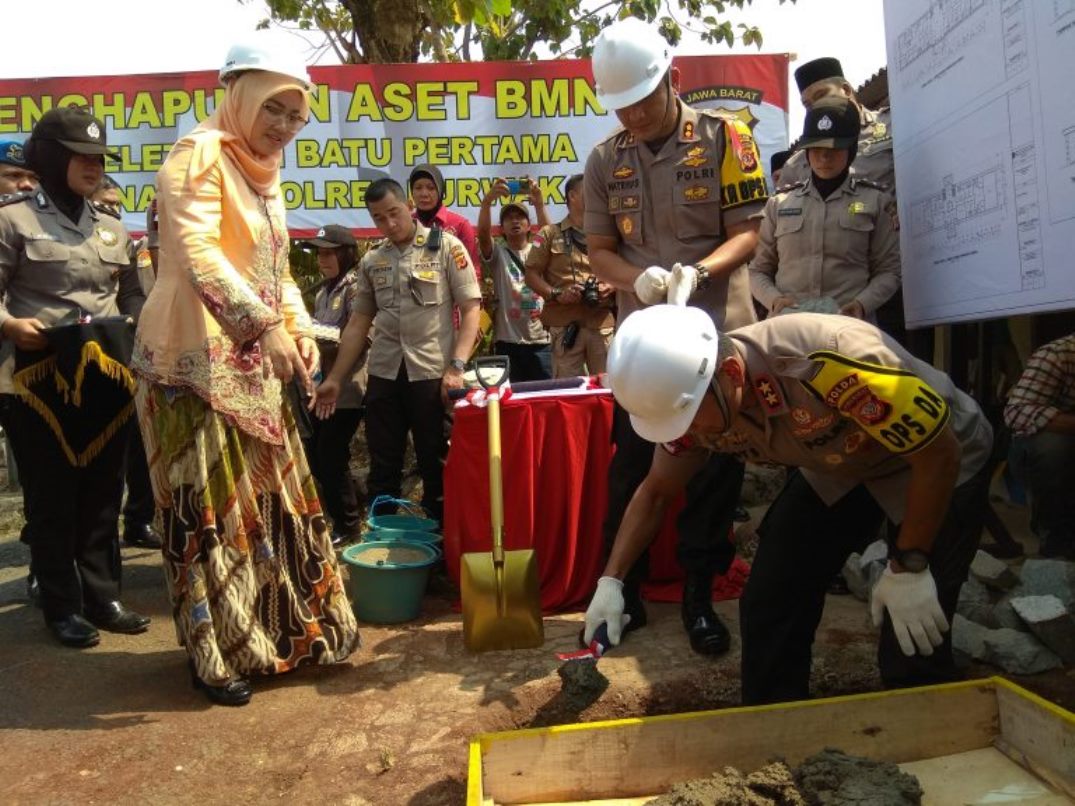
[1015,559,1075,610]
[969,550,1019,591]
[1010,595,1075,666]
[952,614,1062,675]
[957,577,998,628]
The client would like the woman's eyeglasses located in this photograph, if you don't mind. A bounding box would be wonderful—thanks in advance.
[261,101,308,132]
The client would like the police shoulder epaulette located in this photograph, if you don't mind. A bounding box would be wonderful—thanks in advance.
[425,224,442,251]
[0,190,35,208]
[776,181,807,194]
[852,177,888,192]
[91,201,122,220]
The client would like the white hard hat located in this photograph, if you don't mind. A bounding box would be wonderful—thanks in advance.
[591,17,672,111]
[219,30,312,89]
[607,305,718,443]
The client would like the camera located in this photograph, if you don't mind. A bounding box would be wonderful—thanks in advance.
[582,275,601,307]
[505,177,530,194]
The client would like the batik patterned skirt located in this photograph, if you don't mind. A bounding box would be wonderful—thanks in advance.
[135,382,359,685]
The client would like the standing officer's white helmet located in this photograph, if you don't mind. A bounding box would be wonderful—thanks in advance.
[590,17,672,111]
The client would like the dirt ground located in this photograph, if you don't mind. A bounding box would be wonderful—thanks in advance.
[1,490,1072,805]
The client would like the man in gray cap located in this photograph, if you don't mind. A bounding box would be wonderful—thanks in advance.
[0,141,37,196]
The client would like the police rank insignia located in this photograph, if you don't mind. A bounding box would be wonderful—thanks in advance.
[754,374,784,413]
[620,217,633,235]
[681,120,695,140]
[95,227,117,246]
[684,185,709,202]
[613,165,634,179]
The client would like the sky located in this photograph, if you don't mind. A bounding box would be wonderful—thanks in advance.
[3,0,888,135]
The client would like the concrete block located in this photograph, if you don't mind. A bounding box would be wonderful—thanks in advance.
[969,550,1019,591]
[957,577,998,628]
[993,596,1027,631]
[952,614,1062,675]
[1010,595,1075,665]
[1015,559,1075,610]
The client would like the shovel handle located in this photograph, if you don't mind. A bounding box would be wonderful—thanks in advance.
[474,355,510,390]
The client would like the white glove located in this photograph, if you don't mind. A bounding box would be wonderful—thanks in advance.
[667,262,697,306]
[584,576,632,646]
[633,266,671,305]
[870,566,949,657]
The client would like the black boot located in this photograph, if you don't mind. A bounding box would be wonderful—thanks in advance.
[681,573,730,656]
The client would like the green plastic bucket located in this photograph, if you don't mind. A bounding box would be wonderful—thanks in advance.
[369,527,443,557]
[365,496,439,533]
[341,540,438,624]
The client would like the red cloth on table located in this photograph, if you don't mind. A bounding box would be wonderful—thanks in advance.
[443,389,749,612]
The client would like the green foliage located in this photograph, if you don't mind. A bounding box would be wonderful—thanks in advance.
[248,0,794,64]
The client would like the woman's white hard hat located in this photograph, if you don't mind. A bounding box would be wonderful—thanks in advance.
[220,30,312,89]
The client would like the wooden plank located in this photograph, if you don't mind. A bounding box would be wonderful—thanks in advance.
[994,677,1075,794]
[477,681,1000,804]
[900,747,1072,805]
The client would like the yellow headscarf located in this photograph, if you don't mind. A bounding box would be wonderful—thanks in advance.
[181,70,309,197]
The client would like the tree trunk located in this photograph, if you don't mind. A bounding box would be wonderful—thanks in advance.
[343,0,428,63]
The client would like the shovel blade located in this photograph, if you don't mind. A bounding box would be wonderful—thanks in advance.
[461,548,544,652]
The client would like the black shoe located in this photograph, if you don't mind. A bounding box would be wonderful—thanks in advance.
[85,601,151,634]
[123,522,163,549]
[189,661,252,706]
[27,573,40,608]
[682,574,730,657]
[48,614,100,648]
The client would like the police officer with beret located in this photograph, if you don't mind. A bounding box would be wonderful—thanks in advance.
[303,223,369,545]
[0,106,150,648]
[750,98,901,322]
[0,140,38,196]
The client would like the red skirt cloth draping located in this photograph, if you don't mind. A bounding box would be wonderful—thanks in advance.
[443,388,749,612]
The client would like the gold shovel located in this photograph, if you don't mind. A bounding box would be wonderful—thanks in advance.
[461,356,544,652]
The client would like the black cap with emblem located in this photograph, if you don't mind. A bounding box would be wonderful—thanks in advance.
[798,97,860,150]
[28,106,118,159]
[305,224,357,248]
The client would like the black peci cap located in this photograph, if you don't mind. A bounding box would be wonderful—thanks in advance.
[794,57,844,93]
[29,106,118,159]
[306,224,357,248]
[798,97,860,150]
[770,149,792,175]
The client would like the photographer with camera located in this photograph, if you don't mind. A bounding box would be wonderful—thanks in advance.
[524,174,615,377]
[476,177,552,382]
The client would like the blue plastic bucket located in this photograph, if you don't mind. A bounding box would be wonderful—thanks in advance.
[370,527,443,557]
[341,540,438,624]
[365,496,439,533]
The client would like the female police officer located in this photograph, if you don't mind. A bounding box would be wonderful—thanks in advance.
[0,106,149,648]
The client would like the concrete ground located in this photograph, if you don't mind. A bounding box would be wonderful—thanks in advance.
[0,490,1072,805]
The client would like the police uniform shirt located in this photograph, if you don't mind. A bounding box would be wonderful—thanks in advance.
[481,240,549,346]
[352,222,481,382]
[749,175,901,316]
[524,218,614,330]
[584,102,769,330]
[781,107,894,193]
[0,190,142,393]
[313,269,367,409]
[664,314,992,523]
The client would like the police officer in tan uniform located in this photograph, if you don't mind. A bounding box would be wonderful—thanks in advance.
[313,178,481,525]
[584,17,769,656]
[588,305,992,704]
[303,224,369,544]
[750,98,901,322]
[0,107,149,647]
[525,173,615,377]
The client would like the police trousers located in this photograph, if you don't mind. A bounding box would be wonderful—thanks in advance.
[364,365,447,525]
[740,466,988,705]
[602,403,742,590]
[5,395,127,621]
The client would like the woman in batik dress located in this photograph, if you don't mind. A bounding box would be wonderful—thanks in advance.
[132,39,359,706]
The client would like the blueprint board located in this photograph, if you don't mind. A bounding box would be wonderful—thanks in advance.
[883,0,1075,326]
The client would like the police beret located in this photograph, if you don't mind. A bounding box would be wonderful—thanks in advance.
[306,223,357,248]
[29,107,118,159]
[770,149,792,175]
[794,57,845,93]
[0,140,28,167]
[798,97,860,150]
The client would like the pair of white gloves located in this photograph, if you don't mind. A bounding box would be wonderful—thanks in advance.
[633,262,699,307]
[585,567,949,657]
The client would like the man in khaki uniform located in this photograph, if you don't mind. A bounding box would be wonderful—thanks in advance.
[583,16,769,657]
[750,98,901,322]
[587,306,992,704]
[313,178,480,525]
[525,173,615,377]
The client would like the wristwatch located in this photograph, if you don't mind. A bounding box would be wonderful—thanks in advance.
[448,358,466,373]
[891,548,930,573]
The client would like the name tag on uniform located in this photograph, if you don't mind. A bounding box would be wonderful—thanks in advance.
[374,276,389,288]
[778,208,802,217]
